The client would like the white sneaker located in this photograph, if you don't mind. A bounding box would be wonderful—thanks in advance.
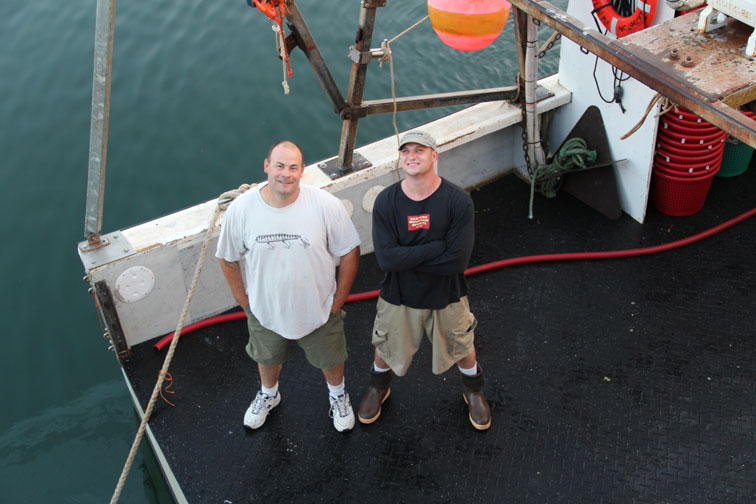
[329,393,355,432]
[243,391,281,429]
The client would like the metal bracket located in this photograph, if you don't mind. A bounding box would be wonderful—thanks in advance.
[535,83,555,101]
[348,45,389,64]
[348,45,370,64]
[317,151,372,179]
[93,280,130,359]
[80,234,111,252]
[78,231,136,271]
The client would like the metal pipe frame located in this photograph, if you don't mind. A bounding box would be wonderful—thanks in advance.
[277,1,529,171]
[283,0,345,115]
[337,1,380,171]
[354,86,520,117]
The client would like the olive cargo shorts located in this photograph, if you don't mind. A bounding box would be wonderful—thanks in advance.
[244,306,348,370]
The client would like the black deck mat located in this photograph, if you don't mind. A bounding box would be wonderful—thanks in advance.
[124,165,756,503]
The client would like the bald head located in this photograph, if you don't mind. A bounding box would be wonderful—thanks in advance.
[267,140,304,165]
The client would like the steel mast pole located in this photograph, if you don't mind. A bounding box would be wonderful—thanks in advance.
[84,0,116,244]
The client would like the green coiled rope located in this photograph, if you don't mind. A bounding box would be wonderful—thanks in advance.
[529,137,597,219]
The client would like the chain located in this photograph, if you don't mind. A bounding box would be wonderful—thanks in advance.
[537,32,561,59]
[516,74,534,178]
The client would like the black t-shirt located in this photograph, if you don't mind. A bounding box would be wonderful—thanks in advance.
[372,178,474,309]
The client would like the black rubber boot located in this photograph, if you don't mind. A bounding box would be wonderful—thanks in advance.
[357,368,392,424]
[461,366,491,431]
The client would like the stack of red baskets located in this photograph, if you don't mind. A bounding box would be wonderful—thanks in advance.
[651,106,726,216]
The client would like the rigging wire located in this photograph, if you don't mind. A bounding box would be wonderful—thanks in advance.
[377,14,429,179]
[588,10,631,114]
[592,55,630,113]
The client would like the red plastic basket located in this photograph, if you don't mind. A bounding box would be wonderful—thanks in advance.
[660,119,721,136]
[653,152,723,174]
[664,107,711,123]
[663,113,709,126]
[651,168,718,216]
[657,134,724,154]
[659,127,726,147]
[655,144,723,167]
[653,162,718,179]
[656,137,724,157]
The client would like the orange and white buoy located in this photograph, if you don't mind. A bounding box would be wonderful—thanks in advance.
[427,0,512,52]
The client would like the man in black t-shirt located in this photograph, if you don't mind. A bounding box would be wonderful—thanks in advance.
[357,130,491,430]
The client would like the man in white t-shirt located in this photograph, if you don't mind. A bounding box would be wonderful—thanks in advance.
[216,140,361,432]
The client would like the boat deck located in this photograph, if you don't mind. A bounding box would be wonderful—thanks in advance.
[124,166,756,503]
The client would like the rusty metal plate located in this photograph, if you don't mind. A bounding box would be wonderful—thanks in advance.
[615,12,756,107]
[316,150,372,179]
[78,231,136,271]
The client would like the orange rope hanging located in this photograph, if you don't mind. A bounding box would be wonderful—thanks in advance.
[159,371,175,407]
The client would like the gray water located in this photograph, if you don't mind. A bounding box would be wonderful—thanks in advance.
[0,1,558,501]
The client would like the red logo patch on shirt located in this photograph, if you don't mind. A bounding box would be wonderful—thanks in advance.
[407,214,430,230]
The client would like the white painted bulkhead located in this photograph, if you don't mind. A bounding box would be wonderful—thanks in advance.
[547,1,676,223]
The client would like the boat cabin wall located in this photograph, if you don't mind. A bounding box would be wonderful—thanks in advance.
[546,0,677,223]
[80,76,571,349]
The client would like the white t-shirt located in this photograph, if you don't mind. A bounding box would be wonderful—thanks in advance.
[216,183,360,339]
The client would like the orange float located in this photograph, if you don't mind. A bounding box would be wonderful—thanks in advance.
[427,0,512,52]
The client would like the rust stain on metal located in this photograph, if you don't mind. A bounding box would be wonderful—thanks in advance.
[616,14,756,105]
[447,130,477,147]
[510,1,756,145]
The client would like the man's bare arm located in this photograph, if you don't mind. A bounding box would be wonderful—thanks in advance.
[219,258,248,308]
[330,246,360,313]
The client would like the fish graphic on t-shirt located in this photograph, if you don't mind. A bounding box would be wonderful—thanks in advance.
[255,233,310,249]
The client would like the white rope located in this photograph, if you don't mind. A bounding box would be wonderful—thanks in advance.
[109,183,253,504]
[272,23,290,95]
[382,39,402,180]
[379,15,429,179]
[388,14,428,44]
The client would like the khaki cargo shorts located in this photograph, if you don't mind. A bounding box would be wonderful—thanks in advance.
[371,296,477,376]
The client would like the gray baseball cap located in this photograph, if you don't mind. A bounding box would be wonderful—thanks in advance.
[398,130,437,151]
